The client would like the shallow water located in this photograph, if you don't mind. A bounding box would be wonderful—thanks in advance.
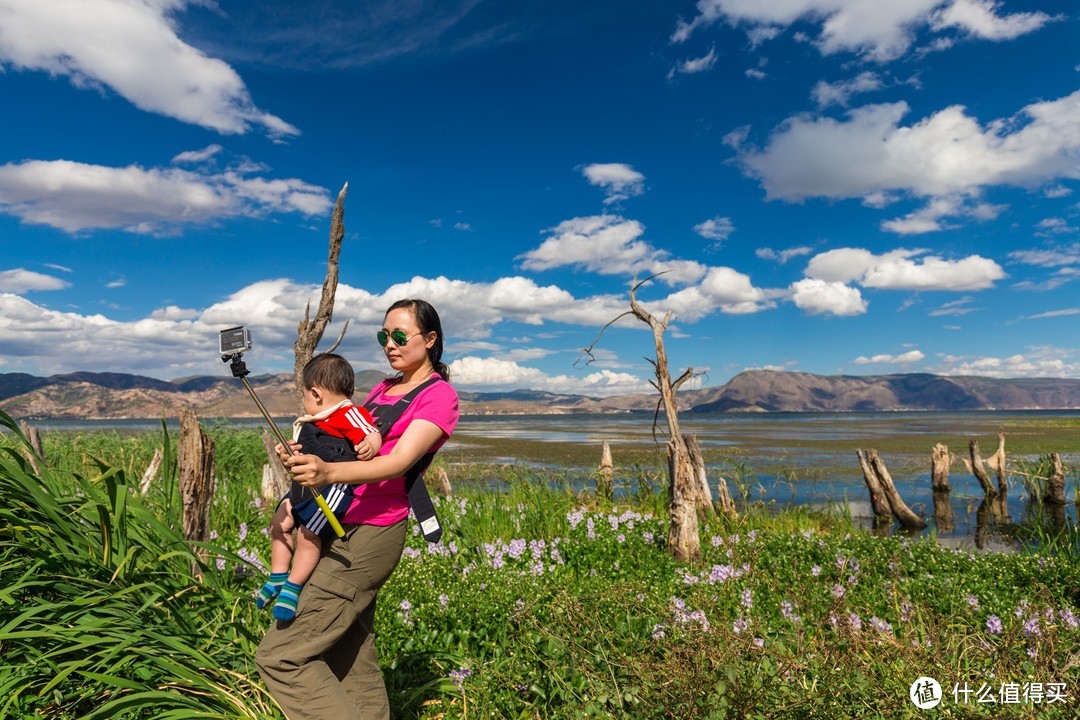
[27,410,1080,549]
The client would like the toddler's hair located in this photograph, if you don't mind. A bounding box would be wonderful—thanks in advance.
[302,353,355,397]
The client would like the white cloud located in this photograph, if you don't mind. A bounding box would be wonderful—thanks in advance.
[805,247,1004,290]
[881,196,1006,235]
[0,159,331,234]
[0,268,70,292]
[1008,243,1080,267]
[1026,308,1080,320]
[933,348,1080,378]
[693,216,735,243]
[853,350,925,365]
[737,91,1080,216]
[812,71,882,108]
[660,266,776,319]
[672,0,1054,62]
[580,163,646,204]
[172,145,224,164]
[756,246,813,263]
[929,297,977,316]
[519,215,707,286]
[106,279,126,289]
[931,0,1056,42]
[745,68,767,80]
[454,222,473,231]
[0,0,297,136]
[673,48,718,76]
[449,356,652,396]
[790,278,867,316]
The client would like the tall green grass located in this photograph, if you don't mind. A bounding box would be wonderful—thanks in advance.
[0,412,274,718]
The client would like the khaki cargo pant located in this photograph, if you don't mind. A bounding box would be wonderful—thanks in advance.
[256,520,407,720]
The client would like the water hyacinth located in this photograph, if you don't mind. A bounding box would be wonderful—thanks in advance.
[987,615,1004,635]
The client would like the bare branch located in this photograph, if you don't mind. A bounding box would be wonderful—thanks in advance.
[576,310,635,366]
[293,182,348,411]
[324,319,351,355]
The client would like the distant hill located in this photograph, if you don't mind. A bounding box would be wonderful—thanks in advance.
[1,369,1079,420]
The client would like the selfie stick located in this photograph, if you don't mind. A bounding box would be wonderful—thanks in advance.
[223,351,346,539]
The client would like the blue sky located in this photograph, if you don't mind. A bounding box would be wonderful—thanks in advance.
[0,0,1078,395]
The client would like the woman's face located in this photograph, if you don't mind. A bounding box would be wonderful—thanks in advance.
[381,306,434,373]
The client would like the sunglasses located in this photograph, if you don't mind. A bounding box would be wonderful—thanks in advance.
[376,329,419,347]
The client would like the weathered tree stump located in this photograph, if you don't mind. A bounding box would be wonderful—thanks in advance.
[684,435,716,516]
[1046,453,1068,530]
[19,420,45,474]
[666,436,701,563]
[930,443,954,534]
[856,449,927,530]
[964,440,996,499]
[986,428,1009,519]
[260,431,291,503]
[179,410,215,578]
[139,448,163,496]
[431,465,452,497]
[1047,452,1067,506]
[597,440,614,501]
[856,448,893,523]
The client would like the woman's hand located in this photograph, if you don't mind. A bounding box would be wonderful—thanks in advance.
[274,440,304,464]
[286,453,330,489]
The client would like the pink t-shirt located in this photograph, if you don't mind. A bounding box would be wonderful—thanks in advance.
[340,374,459,525]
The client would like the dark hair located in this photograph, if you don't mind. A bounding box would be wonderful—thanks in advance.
[386,298,450,382]
[302,353,355,397]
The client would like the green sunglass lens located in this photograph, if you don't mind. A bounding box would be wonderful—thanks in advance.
[377,330,411,346]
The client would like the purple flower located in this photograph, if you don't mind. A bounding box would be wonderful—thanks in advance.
[832,584,845,599]
[449,667,472,690]
[239,522,248,542]
[740,589,753,610]
[966,595,980,609]
[986,615,1003,635]
[733,618,748,634]
[1022,617,1040,637]
[811,565,821,576]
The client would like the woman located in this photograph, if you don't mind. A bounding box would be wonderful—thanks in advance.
[256,299,459,720]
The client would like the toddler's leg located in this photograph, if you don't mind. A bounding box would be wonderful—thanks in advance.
[273,527,323,621]
[257,501,295,609]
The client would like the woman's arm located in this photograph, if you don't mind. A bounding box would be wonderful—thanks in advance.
[286,419,445,489]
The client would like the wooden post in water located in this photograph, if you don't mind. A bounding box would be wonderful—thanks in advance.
[597,440,614,501]
[1046,452,1068,530]
[867,449,927,530]
[856,449,893,525]
[179,409,215,578]
[930,443,954,534]
[986,428,1009,520]
[963,439,1001,520]
[856,449,926,530]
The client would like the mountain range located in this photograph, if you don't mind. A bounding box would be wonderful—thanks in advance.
[2,370,1080,420]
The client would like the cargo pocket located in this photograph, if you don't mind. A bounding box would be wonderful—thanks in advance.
[295,571,360,636]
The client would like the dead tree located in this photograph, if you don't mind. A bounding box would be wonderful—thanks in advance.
[597,440,614,501]
[856,449,893,524]
[580,275,710,562]
[856,448,927,530]
[293,182,351,414]
[1046,453,1068,529]
[963,439,1002,520]
[930,443,954,533]
[985,428,1009,519]
[139,448,163,496]
[179,409,215,578]
[19,420,45,474]
[260,431,291,503]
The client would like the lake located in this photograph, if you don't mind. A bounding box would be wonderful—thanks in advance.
[26,410,1080,550]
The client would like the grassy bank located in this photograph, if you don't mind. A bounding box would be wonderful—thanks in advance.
[1,415,1078,718]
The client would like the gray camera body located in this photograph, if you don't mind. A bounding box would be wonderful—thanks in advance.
[219,326,252,356]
